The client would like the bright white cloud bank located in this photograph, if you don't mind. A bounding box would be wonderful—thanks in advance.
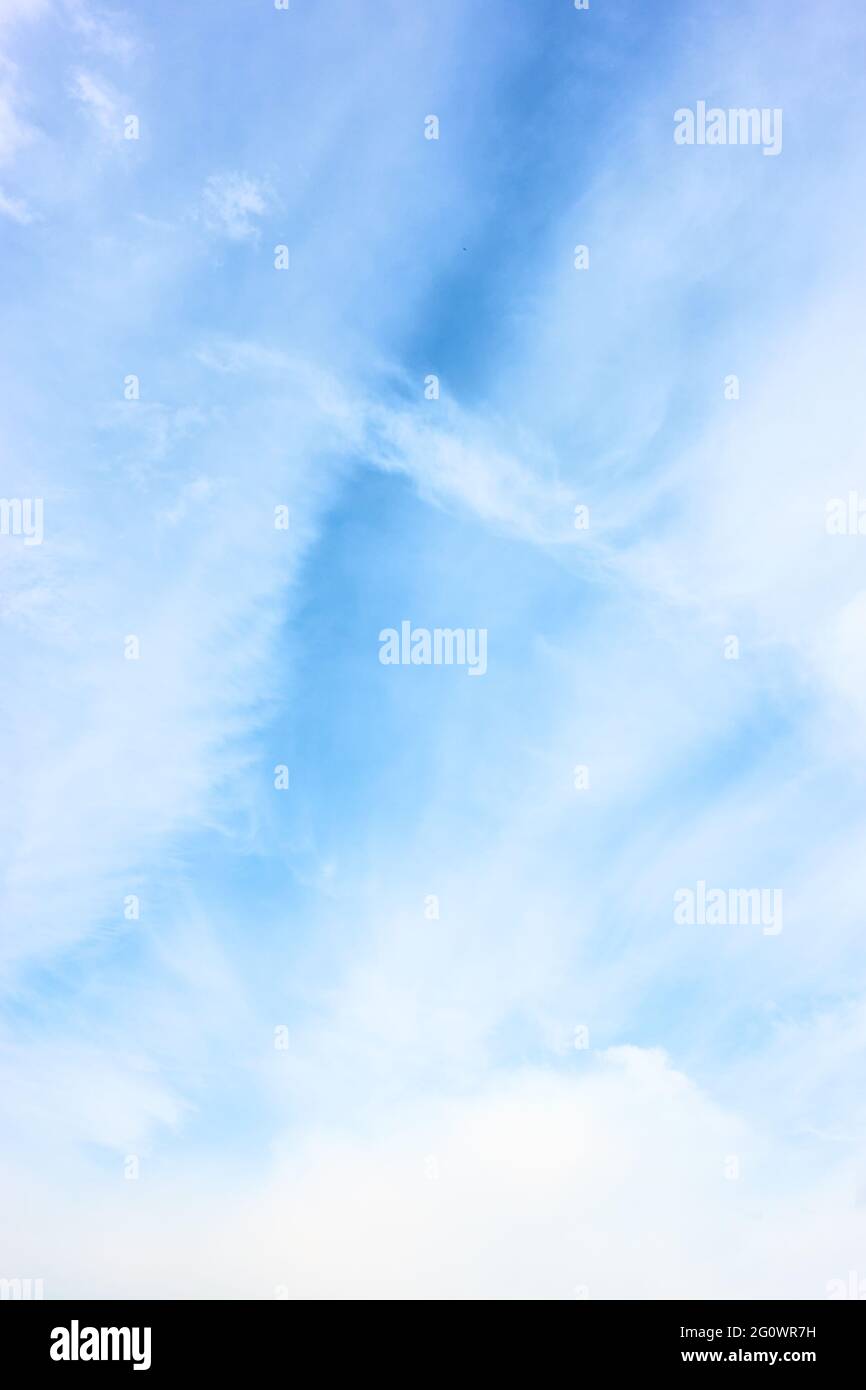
[1,1048,863,1299]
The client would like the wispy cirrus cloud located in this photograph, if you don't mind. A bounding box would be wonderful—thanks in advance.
[0,181,31,219]
[69,66,122,135]
[201,171,273,242]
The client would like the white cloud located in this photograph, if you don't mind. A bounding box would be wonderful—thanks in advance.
[0,181,31,220]
[0,0,49,27]
[369,399,581,547]
[69,68,121,135]
[0,375,360,977]
[67,1,137,63]
[0,58,37,164]
[3,1049,863,1298]
[201,172,272,242]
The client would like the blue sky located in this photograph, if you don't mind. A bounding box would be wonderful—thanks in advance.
[2,0,866,1298]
